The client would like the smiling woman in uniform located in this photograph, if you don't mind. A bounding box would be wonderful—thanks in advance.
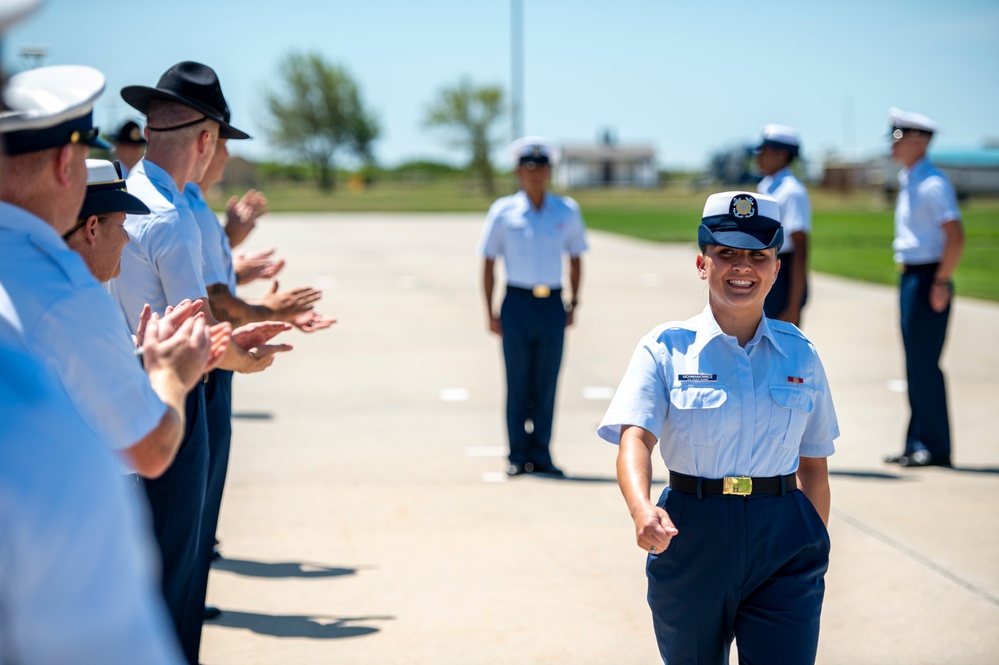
[598,191,840,665]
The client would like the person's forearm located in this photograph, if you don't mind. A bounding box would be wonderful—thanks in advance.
[482,259,496,318]
[569,256,582,304]
[934,221,965,282]
[796,458,831,525]
[124,369,187,478]
[617,427,657,518]
[207,284,267,328]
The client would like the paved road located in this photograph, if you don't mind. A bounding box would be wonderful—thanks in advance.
[201,213,999,665]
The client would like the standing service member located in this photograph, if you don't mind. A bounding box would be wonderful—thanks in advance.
[755,124,811,326]
[883,108,964,468]
[479,136,588,478]
[599,192,839,665]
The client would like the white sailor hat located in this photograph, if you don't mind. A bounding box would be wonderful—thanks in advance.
[698,191,783,251]
[0,0,41,34]
[756,124,801,158]
[510,136,561,167]
[79,159,150,219]
[888,107,938,140]
[0,65,111,156]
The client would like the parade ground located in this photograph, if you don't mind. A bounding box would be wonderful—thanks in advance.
[201,213,999,665]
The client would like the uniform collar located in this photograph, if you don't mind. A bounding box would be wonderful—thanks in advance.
[516,189,550,212]
[0,200,68,248]
[688,305,787,357]
[132,158,183,200]
[184,182,205,202]
[898,156,931,183]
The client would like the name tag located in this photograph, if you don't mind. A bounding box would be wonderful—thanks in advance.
[678,373,717,382]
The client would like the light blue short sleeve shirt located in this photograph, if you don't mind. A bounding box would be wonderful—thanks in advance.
[893,158,961,265]
[758,167,811,255]
[0,340,185,665]
[478,191,589,288]
[598,306,838,477]
[0,203,166,454]
[185,183,237,294]
[108,159,208,333]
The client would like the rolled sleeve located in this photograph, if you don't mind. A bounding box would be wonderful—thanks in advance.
[597,341,669,444]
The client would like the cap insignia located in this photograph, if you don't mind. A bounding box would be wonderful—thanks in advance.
[730,195,756,219]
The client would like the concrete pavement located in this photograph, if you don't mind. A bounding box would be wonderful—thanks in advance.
[201,213,999,664]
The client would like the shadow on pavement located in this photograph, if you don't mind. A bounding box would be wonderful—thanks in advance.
[212,557,359,579]
[231,411,274,420]
[944,466,999,475]
[829,470,910,480]
[209,610,391,639]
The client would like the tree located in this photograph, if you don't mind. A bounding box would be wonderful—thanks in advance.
[264,51,379,191]
[423,79,504,196]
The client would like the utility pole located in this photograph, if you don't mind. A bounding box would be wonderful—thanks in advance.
[511,0,523,142]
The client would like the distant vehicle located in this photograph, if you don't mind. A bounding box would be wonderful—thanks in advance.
[880,148,999,199]
[694,144,761,189]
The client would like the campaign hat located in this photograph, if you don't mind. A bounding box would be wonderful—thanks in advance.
[0,64,111,155]
[755,124,800,158]
[698,191,783,251]
[121,61,249,139]
[112,120,146,145]
[510,135,560,167]
[78,159,150,219]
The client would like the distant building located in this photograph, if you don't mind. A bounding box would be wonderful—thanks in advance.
[554,132,658,189]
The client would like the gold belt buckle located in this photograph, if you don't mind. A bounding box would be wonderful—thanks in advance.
[722,476,752,495]
[532,285,551,298]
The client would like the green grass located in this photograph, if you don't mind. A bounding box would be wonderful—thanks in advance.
[212,179,998,302]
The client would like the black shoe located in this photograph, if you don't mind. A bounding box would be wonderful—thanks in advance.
[884,453,906,464]
[507,462,533,476]
[898,450,951,467]
[531,463,565,478]
[204,605,222,620]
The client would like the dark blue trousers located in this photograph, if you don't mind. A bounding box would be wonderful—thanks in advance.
[142,381,208,665]
[500,290,565,467]
[647,487,829,665]
[181,369,233,663]
[764,250,808,320]
[899,265,952,460]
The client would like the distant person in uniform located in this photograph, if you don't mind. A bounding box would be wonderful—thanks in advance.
[479,136,588,478]
[882,108,965,468]
[112,119,146,177]
[755,124,810,326]
[599,191,838,665]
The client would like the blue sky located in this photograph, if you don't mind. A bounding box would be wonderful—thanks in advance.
[6,0,999,170]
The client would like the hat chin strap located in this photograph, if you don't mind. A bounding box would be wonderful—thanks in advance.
[147,115,207,132]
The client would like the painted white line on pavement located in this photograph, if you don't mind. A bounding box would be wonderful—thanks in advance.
[583,386,616,400]
[886,379,908,393]
[466,446,506,457]
[481,472,507,483]
[440,387,470,401]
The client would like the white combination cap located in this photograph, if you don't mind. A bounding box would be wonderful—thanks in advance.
[888,107,939,134]
[698,191,783,250]
[0,65,110,155]
[757,123,801,156]
[510,135,561,167]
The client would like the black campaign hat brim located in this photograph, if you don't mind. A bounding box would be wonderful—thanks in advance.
[120,86,250,139]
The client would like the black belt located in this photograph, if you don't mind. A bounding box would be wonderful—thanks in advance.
[506,285,562,298]
[899,262,939,274]
[669,470,796,497]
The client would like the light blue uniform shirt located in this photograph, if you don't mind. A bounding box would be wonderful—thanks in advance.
[598,306,838,478]
[108,159,208,333]
[758,167,811,255]
[893,157,961,265]
[478,190,589,289]
[0,339,185,665]
[0,202,166,454]
[185,183,237,294]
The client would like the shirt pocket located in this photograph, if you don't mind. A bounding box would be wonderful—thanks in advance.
[669,384,728,446]
[767,386,814,448]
